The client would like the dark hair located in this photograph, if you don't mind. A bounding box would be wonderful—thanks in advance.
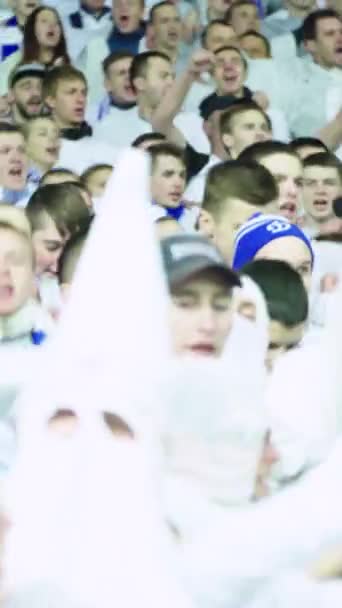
[219,100,272,134]
[22,6,70,65]
[43,65,87,100]
[0,122,22,135]
[241,259,309,327]
[129,51,170,88]
[303,8,340,41]
[132,131,166,148]
[81,164,113,184]
[290,137,328,154]
[150,1,177,23]
[26,183,91,238]
[58,217,93,284]
[40,167,79,185]
[203,160,278,219]
[303,152,342,180]
[201,19,234,48]
[239,140,300,163]
[148,142,186,171]
[214,44,247,70]
[102,51,134,76]
[239,30,271,57]
[225,0,258,22]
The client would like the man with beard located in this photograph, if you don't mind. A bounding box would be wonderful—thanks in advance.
[7,63,45,126]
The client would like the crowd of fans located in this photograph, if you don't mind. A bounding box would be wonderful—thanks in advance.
[0,0,342,604]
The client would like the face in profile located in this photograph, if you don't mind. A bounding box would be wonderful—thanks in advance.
[84,167,113,198]
[199,196,277,264]
[0,227,34,316]
[140,57,174,107]
[222,110,272,158]
[169,270,233,356]
[32,212,67,277]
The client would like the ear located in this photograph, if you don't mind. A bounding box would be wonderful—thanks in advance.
[7,90,14,105]
[45,95,56,111]
[203,119,212,139]
[145,23,156,49]
[104,76,111,94]
[197,208,216,241]
[304,39,315,56]
[133,76,145,94]
[222,132,234,151]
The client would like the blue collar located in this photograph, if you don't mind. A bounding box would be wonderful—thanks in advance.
[153,202,186,221]
[31,329,47,345]
[110,97,136,110]
[5,15,18,26]
[108,22,145,41]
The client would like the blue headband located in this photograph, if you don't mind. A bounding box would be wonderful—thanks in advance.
[232,214,314,271]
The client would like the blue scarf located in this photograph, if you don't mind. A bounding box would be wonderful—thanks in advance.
[152,202,186,221]
[166,205,185,221]
[107,22,146,55]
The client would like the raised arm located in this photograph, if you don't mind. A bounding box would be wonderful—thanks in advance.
[151,49,214,148]
[317,109,342,151]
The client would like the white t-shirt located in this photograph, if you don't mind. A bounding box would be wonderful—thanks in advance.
[56,137,120,174]
[184,155,221,205]
[93,105,210,153]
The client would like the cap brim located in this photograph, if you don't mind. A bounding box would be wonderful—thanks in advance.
[11,69,45,87]
[169,258,240,289]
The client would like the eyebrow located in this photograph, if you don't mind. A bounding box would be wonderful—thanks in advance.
[43,239,63,246]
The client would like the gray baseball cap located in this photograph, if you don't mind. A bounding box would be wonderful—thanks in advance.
[161,234,240,288]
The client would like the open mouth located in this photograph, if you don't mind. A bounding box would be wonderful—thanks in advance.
[313,198,328,210]
[0,286,14,299]
[223,74,239,86]
[9,167,23,178]
[190,344,216,355]
[46,146,59,156]
[279,202,297,219]
[74,107,84,118]
[119,14,130,26]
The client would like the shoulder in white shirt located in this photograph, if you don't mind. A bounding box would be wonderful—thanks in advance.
[56,137,120,174]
